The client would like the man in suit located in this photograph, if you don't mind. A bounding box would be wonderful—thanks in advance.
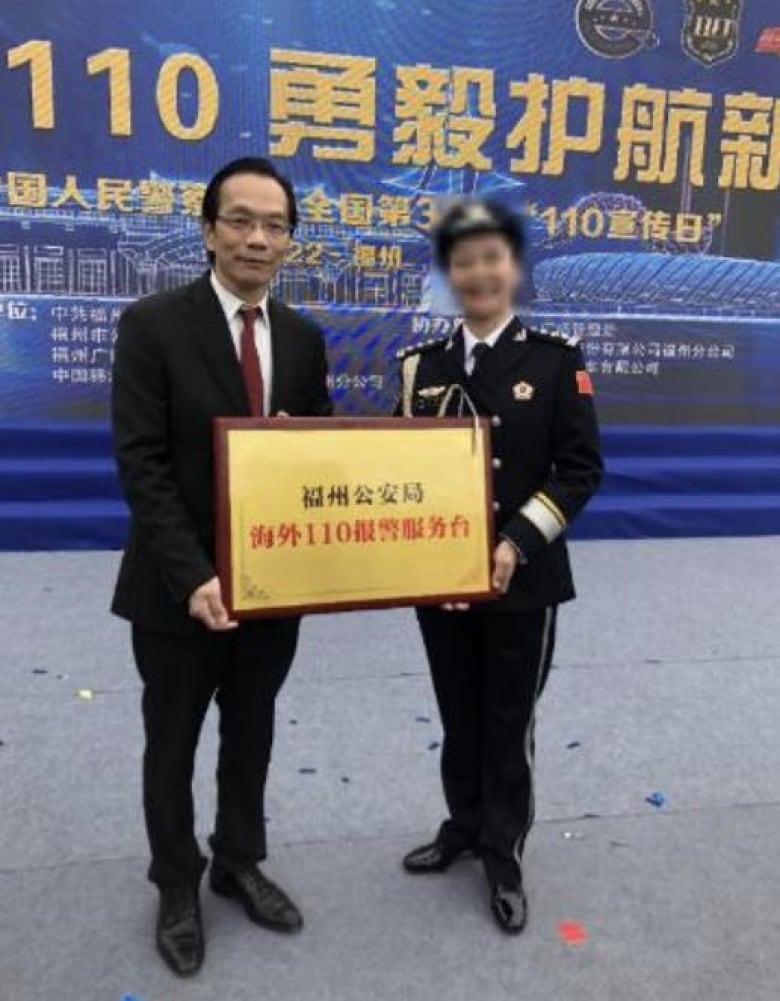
[397,199,603,933]
[112,157,332,976]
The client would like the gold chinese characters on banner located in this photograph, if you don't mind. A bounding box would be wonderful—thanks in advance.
[215,418,496,617]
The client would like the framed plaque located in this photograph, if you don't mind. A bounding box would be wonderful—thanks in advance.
[214,417,496,618]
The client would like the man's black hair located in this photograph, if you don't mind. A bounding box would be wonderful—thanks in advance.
[201,156,298,231]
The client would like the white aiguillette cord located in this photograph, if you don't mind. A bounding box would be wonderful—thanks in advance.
[437,384,481,454]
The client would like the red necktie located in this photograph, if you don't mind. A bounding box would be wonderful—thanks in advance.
[239,306,265,416]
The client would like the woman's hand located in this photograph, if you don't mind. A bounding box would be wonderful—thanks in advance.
[441,540,520,611]
[492,539,518,595]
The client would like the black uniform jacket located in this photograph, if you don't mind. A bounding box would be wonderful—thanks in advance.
[397,316,603,611]
[111,273,332,635]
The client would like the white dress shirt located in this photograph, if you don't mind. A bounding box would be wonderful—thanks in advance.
[210,271,273,415]
[462,315,514,374]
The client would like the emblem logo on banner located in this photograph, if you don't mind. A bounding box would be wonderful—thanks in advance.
[755,26,780,56]
[576,0,658,58]
[682,0,744,66]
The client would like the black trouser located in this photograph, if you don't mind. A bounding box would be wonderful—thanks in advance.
[415,605,557,888]
[131,618,300,890]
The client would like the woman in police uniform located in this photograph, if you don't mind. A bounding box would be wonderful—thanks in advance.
[397,199,603,934]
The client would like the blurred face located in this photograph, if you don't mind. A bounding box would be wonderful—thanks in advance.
[446,233,521,322]
[203,173,292,301]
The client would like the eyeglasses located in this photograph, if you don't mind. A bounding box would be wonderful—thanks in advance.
[215,215,292,239]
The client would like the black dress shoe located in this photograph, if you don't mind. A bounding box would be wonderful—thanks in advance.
[210,862,303,932]
[156,885,204,977]
[402,840,473,874]
[490,883,528,934]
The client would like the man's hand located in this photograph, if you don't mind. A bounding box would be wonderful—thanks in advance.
[188,576,238,631]
[492,540,518,595]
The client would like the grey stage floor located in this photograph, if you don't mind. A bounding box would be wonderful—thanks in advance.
[1,537,779,1001]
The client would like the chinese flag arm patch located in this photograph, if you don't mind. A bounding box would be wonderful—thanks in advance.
[576,369,594,396]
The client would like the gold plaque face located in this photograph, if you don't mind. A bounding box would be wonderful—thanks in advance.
[215,417,496,617]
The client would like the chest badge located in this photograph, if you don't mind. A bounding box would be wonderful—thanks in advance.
[417,385,447,399]
[513,380,535,402]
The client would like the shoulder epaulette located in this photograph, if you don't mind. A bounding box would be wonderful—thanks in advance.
[396,337,449,361]
[526,327,580,349]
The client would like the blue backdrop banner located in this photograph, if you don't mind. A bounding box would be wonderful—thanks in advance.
[0,0,776,552]
[1,0,778,426]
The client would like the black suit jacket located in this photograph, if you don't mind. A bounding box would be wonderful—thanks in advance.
[111,273,332,635]
[397,317,603,611]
